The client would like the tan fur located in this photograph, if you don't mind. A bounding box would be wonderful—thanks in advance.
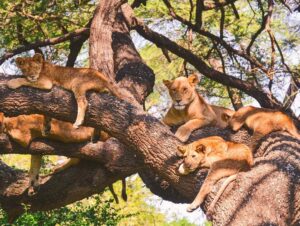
[177,136,253,212]
[1,114,107,195]
[0,112,4,133]
[163,74,234,142]
[7,53,125,128]
[228,106,300,140]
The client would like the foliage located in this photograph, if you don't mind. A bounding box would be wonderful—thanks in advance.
[0,0,300,225]
[0,196,126,226]
[0,0,95,61]
[0,157,196,225]
[134,0,300,111]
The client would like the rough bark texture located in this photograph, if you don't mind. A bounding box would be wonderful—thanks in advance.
[0,0,300,225]
[1,77,300,225]
[0,133,140,222]
[209,133,300,225]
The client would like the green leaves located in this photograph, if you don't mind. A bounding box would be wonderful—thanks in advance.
[0,0,95,57]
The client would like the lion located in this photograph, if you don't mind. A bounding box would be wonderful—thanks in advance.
[7,53,128,129]
[226,106,300,140]
[177,136,253,213]
[0,114,126,201]
[0,112,3,133]
[163,74,234,142]
[1,114,101,195]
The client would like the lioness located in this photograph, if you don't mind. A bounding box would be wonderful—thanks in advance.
[1,114,100,195]
[7,53,127,128]
[0,112,127,202]
[177,136,253,213]
[163,74,234,142]
[0,114,127,201]
[227,106,300,140]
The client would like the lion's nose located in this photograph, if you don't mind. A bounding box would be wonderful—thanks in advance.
[184,162,192,168]
[175,100,181,103]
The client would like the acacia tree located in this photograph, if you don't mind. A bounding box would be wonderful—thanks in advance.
[0,0,300,225]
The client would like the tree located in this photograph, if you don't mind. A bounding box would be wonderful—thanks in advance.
[0,0,300,225]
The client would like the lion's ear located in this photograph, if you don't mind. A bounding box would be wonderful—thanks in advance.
[177,145,186,157]
[16,57,25,65]
[33,53,44,63]
[195,144,205,153]
[163,79,172,88]
[188,74,199,86]
[221,112,232,122]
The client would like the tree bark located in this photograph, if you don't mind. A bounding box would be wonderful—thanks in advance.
[1,77,300,225]
[1,0,300,225]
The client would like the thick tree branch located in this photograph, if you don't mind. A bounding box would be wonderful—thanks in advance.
[0,158,136,222]
[1,1,300,224]
[89,0,126,76]
[0,134,139,171]
[0,77,300,224]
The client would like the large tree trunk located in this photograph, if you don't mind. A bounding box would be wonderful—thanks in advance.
[0,0,300,225]
[1,76,300,225]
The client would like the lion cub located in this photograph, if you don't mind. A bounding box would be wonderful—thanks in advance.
[227,106,300,140]
[7,53,125,128]
[177,136,253,213]
[163,74,234,142]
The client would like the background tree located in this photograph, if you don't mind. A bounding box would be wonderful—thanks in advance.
[0,0,300,225]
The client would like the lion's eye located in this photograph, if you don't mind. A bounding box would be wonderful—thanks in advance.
[192,155,196,158]
[183,87,188,93]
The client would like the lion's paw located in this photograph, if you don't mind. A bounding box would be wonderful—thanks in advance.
[7,79,21,89]
[72,123,80,129]
[175,128,190,142]
[186,203,199,212]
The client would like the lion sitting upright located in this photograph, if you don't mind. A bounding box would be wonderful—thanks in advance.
[163,74,234,142]
[177,136,253,213]
[7,53,127,128]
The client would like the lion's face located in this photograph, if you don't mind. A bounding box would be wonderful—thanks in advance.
[16,54,44,82]
[228,114,243,131]
[177,143,205,175]
[163,74,198,111]
[221,110,243,131]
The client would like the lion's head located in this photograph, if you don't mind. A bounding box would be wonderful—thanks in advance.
[177,143,205,175]
[16,53,44,82]
[177,136,228,175]
[226,106,255,131]
[163,74,198,110]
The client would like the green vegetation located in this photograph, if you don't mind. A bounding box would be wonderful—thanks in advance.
[1,0,299,225]
[0,159,197,225]
[0,197,126,226]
